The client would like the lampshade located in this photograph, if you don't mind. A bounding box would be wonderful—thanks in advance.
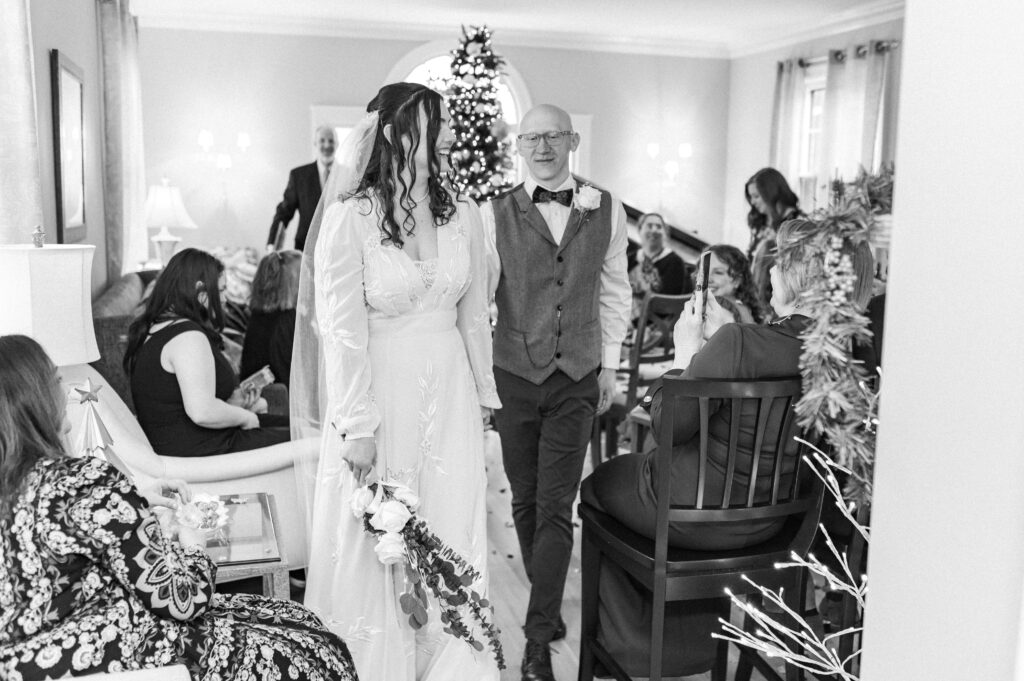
[0,245,100,366]
[144,179,198,231]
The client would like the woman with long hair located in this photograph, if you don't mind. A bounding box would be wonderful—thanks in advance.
[241,249,302,388]
[123,248,289,457]
[293,83,501,680]
[745,168,803,310]
[700,244,765,324]
[0,334,357,680]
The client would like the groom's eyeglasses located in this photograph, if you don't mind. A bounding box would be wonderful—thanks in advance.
[516,131,573,148]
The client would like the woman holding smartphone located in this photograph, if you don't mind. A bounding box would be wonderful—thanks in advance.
[578,218,874,677]
[123,248,291,457]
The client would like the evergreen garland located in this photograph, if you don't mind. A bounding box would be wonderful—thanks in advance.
[447,26,513,200]
[789,167,893,506]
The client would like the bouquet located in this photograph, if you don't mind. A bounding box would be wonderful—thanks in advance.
[176,493,229,531]
[351,481,505,669]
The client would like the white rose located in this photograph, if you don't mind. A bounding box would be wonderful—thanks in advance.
[575,185,602,211]
[391,486,421,512]
[370,500,413,534]
[364,484,385,515]
[350,486,375,519]
[374,532,406,565]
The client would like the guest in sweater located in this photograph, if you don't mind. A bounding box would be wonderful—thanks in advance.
[241,250,301,388]
[629,212,691,299]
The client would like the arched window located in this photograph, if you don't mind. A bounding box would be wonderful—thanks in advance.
[404,55,523,130]
[387,42,534,183]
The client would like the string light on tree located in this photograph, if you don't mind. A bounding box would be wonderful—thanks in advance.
[447,25,513,200]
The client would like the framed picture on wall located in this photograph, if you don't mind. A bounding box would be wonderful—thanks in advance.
[50,49,86,244]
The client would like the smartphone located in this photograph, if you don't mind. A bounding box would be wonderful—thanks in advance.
[696,250,712,321]
[238,365,275,395]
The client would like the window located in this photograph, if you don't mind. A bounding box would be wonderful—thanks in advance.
[798,62,827,209]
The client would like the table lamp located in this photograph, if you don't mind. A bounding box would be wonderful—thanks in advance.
[0,243,100,366]
[145,178,198,266]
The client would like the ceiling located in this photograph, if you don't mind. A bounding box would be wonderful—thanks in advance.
[131,0,904,58]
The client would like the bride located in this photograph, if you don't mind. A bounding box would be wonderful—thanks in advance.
[291,82,502,680]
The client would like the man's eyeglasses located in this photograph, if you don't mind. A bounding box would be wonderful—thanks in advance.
[516,131,573,149]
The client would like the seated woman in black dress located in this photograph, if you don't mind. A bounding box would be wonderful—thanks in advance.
[241,249,300,389]
[579,218,874,676]
[124,248,290,457]
[0,334,357,681]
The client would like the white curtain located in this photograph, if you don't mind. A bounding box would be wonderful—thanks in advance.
[98,0,147,277]
[0,0,44,244]
[769,58,807,183]
[818,41,901,186]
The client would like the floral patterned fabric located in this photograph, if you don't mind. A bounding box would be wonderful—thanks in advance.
[0,457,357,681]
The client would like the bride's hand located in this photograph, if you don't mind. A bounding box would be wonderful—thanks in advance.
[341,437,377,486]
[480,407,493,425]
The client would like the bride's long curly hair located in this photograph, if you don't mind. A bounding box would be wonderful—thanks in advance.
[353,83,456,248]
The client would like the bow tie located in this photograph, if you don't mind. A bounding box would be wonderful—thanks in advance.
[532,186,573,207]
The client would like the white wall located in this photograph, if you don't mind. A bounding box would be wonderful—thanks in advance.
[861,1,1024,679]
[30,0,108,296]
[137,28,731,251]
[721,19,903,249]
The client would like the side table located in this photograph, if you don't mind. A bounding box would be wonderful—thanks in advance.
[209,492,291,600]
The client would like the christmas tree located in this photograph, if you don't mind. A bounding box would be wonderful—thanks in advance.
[447,26,513,200]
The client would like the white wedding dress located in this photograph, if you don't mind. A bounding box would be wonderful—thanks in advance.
[303,194,502,681]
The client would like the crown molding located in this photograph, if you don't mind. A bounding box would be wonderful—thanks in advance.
[135,1,903,60]
[135,11,732,59]
[728,0,905,58]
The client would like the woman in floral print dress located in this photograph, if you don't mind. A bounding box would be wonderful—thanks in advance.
[0,334,357,681]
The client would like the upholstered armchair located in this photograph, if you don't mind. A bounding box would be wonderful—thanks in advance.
[63,363,315,570]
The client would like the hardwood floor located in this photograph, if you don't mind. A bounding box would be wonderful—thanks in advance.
[483,430,792,681]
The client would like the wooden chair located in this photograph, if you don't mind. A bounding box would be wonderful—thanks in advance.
[591,293,689,467]
[578,377,823,681]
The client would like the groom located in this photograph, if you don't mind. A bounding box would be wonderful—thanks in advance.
[482,104,630,681]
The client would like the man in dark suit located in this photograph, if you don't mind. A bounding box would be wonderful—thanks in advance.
[266,125,337,252]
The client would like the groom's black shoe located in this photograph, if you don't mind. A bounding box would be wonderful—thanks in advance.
[522,639,555,681]
[552,616,567,641]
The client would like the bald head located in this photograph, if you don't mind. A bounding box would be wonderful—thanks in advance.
[517,104,579,186]
[520,105,573,133]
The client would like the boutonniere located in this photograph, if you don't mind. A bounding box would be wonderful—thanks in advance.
[574,184,601,215]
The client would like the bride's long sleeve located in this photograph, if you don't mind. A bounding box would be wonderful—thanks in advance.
[315,201,380,440]
[456,200,502,410]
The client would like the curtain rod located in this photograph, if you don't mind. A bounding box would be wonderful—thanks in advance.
[796,39,900,68]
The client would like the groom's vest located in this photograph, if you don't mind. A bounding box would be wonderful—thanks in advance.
[492,183,612,385]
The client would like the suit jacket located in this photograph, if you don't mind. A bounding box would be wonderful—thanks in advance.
[268,162,322,252]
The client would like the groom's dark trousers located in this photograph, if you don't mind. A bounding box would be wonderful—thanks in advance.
[494,366,598,643]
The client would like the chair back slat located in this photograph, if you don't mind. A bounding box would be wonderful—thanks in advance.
[720,398,742,508]
[659,377,804,515]
[695,397,709,509]
[746,396,773,507]
[770,394,798,505]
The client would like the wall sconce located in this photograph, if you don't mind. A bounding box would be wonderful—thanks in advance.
[197,129,251,168]
[678,142,693,159]
[646,143,660,160]
[198,129,214,153]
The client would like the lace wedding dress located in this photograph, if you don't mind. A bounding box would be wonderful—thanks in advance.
[303,194,501,681]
